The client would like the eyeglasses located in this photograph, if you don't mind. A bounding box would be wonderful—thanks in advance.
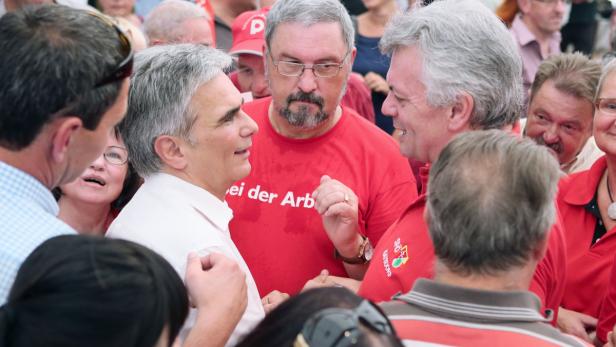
[532,0,571,5]
[269,51,350,78]
[293,300,396,347]
[103,146,129,166]
[595,98,616,116]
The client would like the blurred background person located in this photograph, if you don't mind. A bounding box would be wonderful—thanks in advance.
[98,0,141,26]
[54,128,140,235]
[143,0,214,46]
[114,16,147,51]
[505,0,565,97]
[351,0,398,134]
[210,0,257,51]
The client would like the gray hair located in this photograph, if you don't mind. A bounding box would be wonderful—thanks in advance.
[427,130,560,276]
[596,58,616,101]
[143,0,208,44]
[265,0,354,53]
[121,44,233,177]
[380,0,524,129]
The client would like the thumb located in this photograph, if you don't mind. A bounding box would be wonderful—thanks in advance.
[579,313,598,327]
[185,252,201,274]
[320,175,331,184]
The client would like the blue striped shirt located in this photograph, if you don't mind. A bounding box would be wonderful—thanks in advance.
[0,161,75,304]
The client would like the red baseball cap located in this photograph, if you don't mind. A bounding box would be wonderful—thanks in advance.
[229,7,270,56]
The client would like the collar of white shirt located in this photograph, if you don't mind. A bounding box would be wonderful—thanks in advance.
[144,172,233,231]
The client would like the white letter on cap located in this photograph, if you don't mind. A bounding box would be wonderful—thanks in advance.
[250,19,265,35]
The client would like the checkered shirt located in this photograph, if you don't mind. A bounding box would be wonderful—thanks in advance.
[0,161,75,304]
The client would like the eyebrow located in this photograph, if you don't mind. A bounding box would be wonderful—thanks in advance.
[216,101,244,126]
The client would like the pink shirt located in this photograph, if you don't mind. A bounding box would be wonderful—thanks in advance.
[510,13,561,97]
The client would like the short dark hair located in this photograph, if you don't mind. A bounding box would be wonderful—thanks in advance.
[0,235,188,347]
[0,5,128,150]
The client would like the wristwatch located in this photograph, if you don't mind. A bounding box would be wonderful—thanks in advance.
[334,235,374,264]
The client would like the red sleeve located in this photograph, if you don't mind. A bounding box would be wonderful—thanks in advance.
[597,256,616,343]
[341,72,375,123]
[529,208,567,325]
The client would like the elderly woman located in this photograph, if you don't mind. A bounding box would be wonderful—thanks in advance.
[55,127,140,235]
[556,59,616,343]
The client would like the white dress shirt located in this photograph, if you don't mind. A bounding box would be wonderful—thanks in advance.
[107,172,264,346]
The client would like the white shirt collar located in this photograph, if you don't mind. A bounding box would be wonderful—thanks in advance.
[144,172,233,231]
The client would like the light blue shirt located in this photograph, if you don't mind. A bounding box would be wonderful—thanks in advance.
[0,161,75,304]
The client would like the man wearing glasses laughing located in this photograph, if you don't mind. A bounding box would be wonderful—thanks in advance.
[0,5,132,304]
[226,0,416,298]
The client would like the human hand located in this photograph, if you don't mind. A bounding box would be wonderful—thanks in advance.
[312,175,362,258]
[302,269,339,291]
[557,307,597,343]
[261,290,290,314]
[184,252,248,320]
[364,72,389,94]
[606,326,616,347]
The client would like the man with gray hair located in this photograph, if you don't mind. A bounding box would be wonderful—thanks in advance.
[106,44,264,347]
[143,0,214,46]
[381,130,588,346]
[225,0,416,296]
[306,0,567,325]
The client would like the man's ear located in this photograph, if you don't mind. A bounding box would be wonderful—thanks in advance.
[154,135,188,170]
[447,92,474,133]
[531,233,549,263]
[50,117,83,164]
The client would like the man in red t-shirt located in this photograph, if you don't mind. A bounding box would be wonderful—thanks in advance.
[309,0,567,325]
[226,0,416,296]
[227,6,375,122]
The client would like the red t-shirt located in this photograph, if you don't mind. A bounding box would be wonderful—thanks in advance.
[227,97,417,295]
[359,166,567,324]
[558,156,616,319]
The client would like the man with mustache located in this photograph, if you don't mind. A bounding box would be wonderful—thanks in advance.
[525,52,602,174]
[226,0,416,297]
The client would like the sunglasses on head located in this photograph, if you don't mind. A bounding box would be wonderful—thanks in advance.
[87,11,134,87]
[294,300,396,347]
[50,12,133,116]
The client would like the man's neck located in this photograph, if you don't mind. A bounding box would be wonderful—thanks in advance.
[0,145,54,189]
[433,261,534,292]
[160,167,227,202]
[521,15,555,56]
[268,103,343,140]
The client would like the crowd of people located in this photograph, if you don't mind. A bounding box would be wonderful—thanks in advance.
[2,0,616,346]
